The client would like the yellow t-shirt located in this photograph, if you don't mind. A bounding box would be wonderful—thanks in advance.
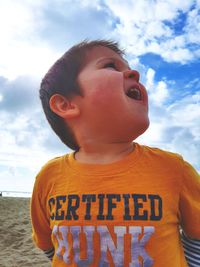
[31,143,200,266]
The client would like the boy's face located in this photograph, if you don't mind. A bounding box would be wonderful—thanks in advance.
[75,45,149,143]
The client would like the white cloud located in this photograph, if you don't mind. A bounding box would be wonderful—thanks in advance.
[145,21,172,39]
[162,47,194,63]
[104,0,190,22]
[0,0,199,80]
[167,92,200,128]
[154,1,179,20]
[138,76,200,170]
[0,0,115,80]
[0,0,59,80]
[0,168,34,192]
[146,68,155,88]
[0,109,69,193]
[75,0,101,8]
[0,1,40,40]
[102,0,200,63]
[0,43,60,80]
[146,68,169,106]
[184,8,200,44]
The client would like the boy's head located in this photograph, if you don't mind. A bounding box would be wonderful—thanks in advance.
[40,40,124,151]
[40,40,149,151]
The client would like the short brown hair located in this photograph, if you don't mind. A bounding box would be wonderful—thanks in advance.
[40,40,124,150]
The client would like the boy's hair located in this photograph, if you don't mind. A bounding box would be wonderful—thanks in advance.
[40,40,124,151]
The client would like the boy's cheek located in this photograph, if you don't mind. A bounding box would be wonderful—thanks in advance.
[85,74,124,104]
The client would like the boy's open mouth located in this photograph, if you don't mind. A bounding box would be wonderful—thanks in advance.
[126,85,142,100]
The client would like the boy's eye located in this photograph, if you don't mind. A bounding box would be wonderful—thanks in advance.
[103,62,117,70]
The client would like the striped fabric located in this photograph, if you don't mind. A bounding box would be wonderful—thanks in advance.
[181,231,200,267]
[43,247,55,261]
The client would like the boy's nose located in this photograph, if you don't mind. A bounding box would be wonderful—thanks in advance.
[123,69,140,82]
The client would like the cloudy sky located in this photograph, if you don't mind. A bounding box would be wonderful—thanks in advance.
[0,0,200,195]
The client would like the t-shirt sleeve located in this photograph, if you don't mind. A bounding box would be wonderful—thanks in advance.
[181,230,200,266]
[179,159,200,239]
[31,173,53,250]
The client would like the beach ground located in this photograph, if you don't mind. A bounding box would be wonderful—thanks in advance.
[0,197,51,267]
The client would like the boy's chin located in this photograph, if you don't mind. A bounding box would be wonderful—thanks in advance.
[131,120,150,141]
[143,119,150,133]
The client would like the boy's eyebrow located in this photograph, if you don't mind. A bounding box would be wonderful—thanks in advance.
[96,57,131,69]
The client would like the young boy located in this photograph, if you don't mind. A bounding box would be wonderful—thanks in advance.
[31,40,200,267]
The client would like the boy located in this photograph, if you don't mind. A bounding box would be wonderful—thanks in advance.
[31,40,200,266]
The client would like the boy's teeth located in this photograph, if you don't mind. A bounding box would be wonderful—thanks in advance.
[126,87,142,100]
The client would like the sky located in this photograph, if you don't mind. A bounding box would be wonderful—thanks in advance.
[0,0,200,196]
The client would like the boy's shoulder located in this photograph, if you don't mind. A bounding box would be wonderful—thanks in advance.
[139,143,184,166]
[140,143,182,158]
[35,154,68,185]
[40,155,65,172]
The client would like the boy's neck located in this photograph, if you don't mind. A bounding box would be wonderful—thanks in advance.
[74,142,135,164]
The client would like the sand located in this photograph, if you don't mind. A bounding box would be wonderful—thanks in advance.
[0,197,51,267]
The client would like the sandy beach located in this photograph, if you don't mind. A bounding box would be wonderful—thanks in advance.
[0,197,51,267]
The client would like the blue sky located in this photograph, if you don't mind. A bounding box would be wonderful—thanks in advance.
[0,0,200,195]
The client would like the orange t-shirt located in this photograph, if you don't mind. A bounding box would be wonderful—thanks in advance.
[31,143,200,266]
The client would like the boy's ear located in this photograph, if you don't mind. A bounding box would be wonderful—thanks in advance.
[49,94,80,119]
